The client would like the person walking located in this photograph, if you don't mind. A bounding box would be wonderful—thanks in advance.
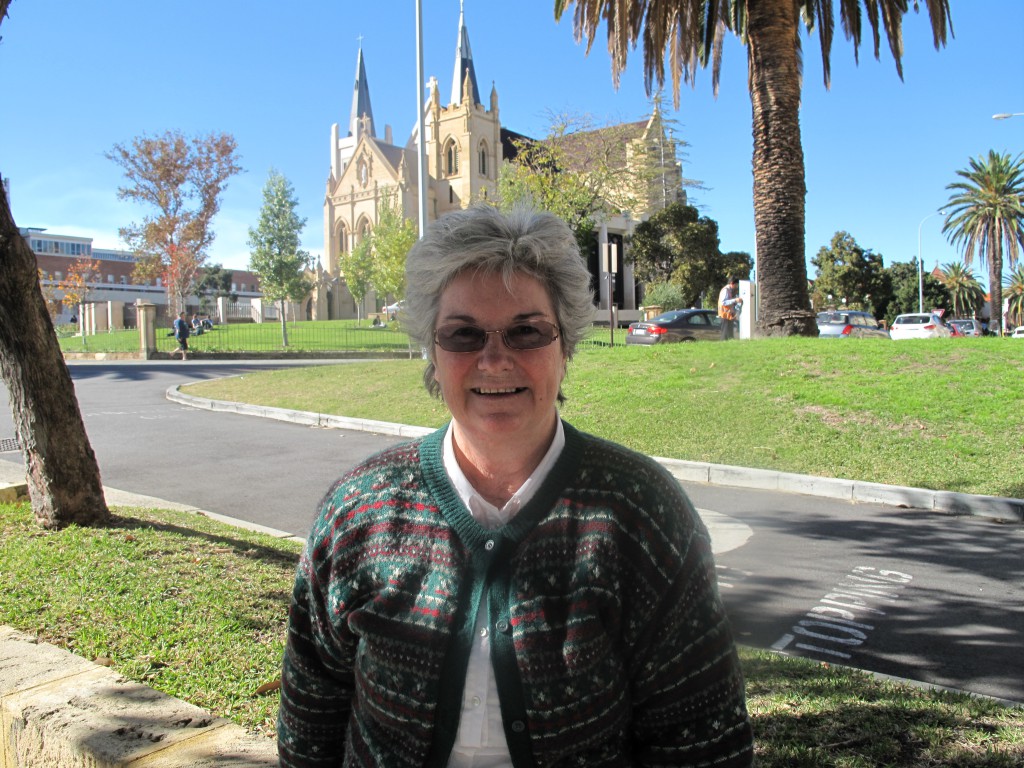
[172,311,190,360]
[718,276,743,340]
[277,205,753,767]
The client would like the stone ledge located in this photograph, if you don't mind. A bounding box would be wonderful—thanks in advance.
[0,626,276,767]
[0,484,28,504]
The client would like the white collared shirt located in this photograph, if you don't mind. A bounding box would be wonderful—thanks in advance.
[443,420,565,768]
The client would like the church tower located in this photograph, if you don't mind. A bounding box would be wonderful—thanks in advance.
[424,1,502,219]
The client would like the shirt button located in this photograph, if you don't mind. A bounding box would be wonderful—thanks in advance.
[495,619,510,633]
[484,539,495,551]
[479,627,489,638]
[471,696,482,708]
[511,720,526,733]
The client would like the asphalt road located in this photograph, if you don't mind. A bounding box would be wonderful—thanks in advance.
[1,359,1021,705]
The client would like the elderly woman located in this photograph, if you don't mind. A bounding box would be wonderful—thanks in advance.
[278,205,754,767]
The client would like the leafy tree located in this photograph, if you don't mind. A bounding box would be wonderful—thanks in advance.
[943,151,1024,336]
[1004,264,1024,329]
[56,257,100,349]
[631,203,750,307]
[810,232,887,315]
[639,281,689,312]
[192,263,237,314]
[339,238,375,323]
[555,0,952,336]
[0,2,108,528]
[880,259,947,327]
[247,170,310,347]
[938,262,985,319]
[107,130,242,316]
[368,189,417,306]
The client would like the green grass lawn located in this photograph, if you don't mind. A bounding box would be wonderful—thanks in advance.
[2,500,1020,765]
[183,336,1024,499]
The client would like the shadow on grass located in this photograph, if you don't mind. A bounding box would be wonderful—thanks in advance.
[103,511,301,570]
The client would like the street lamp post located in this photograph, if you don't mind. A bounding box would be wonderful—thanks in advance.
[917,210,946,313]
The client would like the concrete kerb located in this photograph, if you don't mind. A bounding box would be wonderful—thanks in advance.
[168,384,1024,524]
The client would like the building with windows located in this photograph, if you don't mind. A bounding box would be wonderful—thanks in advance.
[315,4,686,323]
[23,227,261,326]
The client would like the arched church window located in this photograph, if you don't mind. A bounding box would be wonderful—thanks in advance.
[444,139,459,176]
[478,142,488,177]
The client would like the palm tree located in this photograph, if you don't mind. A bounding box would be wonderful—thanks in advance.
[939,262,985,319]
[1005,264,1024,329]
[943,151,1024,336]
[553,0,952,336]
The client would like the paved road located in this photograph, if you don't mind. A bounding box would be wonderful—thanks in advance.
[1,360,1021,705]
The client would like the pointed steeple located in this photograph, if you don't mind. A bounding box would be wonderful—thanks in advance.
[450,1,481,106]
[349,45,375,139]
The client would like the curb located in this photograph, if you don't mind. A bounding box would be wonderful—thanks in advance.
[167,385,1024,524]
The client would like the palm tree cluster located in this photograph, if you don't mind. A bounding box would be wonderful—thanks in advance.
[937,262,985,319]
[943,150,1024,336]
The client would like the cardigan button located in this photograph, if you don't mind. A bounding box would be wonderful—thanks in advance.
[495,619,510,633]
[484,539,495,551]
[510,720,526,733]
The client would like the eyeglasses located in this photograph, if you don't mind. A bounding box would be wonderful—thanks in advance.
[433,320,560,353]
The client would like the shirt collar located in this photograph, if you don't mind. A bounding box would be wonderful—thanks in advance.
[443,419,565,530]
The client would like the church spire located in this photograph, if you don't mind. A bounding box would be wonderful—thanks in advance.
[349,43,375,139]
[449,1,481,106]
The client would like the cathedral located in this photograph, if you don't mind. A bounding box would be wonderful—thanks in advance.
[308,5,686,324]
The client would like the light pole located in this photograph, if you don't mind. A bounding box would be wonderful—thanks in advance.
[917,210,946,313]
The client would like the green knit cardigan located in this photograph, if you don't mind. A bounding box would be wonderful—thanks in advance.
[278,421,753,767]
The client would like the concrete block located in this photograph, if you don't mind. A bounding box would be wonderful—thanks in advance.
[654,457,710,485]
[933,491,1024,523]
[776,472,855,501]
[0,628,95,697]
[852,481,935,509]
[2,666,228,766]
[708,464,780,491]
[0,485,28,504]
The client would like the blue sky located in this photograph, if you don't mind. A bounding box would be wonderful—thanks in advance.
[2,1,1021,288]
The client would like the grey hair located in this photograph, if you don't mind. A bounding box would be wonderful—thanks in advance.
[404,204,595,398]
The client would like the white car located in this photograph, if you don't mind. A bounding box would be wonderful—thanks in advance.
[1012,326,1024,338]
[889,313,952,340]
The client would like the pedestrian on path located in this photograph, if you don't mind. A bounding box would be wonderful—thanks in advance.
[172,312,190,360]
[277,204,753,767]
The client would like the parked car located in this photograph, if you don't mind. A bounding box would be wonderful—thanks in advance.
[1012,326,1024,338]
[626,309,722,345]
[948,318,983,337]
[889,313,953,340]
[816,311,889,339]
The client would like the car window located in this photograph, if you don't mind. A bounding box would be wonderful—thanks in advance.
[895,315,927,325]
[687,313,710,326]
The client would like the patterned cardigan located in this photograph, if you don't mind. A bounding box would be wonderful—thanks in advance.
[278,422,753,767]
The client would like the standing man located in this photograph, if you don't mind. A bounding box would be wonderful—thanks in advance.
[718,276,743,340]
[172,311,191,360]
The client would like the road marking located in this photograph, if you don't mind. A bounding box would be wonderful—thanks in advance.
[772,566,913,661]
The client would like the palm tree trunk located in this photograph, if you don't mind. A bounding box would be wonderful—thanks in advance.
[746,0,817,337]
[988,252,1003,336]
[0,189,110,529]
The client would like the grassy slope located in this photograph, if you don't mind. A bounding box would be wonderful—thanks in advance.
[184,337,1024,499]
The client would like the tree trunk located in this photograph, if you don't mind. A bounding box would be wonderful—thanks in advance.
[0,186,109,529]
[746,0,817,337]
[988,254,1003,336]
[279,300,289,347]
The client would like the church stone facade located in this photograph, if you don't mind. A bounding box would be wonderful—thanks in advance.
[312,6,686,324]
